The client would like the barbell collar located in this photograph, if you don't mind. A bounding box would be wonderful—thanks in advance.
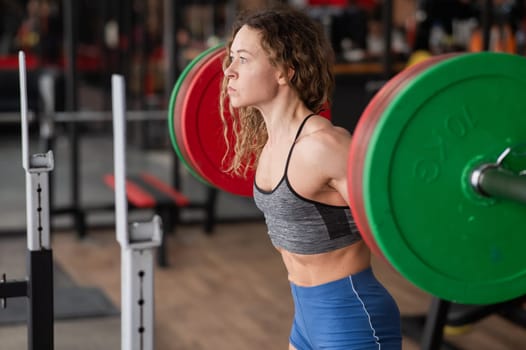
[471,165,526,205]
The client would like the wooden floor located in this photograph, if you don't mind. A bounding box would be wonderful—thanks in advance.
[48,221,525,350]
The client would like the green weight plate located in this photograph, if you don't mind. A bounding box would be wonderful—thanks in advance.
[349,55,453,261]
[363,52,526,304]
[168,44,224,186]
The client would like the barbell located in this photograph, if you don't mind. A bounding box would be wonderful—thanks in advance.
[168,45,526,305]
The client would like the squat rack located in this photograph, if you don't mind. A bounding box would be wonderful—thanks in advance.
[0,53,161,350]
[0,51,54,350]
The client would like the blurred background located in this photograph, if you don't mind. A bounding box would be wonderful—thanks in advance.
[1,0,524,128]
[0,1,525,349]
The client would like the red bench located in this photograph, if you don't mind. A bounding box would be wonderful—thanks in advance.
[104,172,190,267]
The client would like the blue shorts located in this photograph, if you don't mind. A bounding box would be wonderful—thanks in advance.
[289,268,401,350]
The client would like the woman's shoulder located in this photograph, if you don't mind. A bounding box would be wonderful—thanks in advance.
[292,115,351,184]
[296,115,351,157]
[301,115,351,144]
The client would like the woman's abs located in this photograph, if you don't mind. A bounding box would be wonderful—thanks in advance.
[279,241,371,286]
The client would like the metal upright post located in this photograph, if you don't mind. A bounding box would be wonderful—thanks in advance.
[482,0,494,51]
[112,75,162,350]
[20,50,55,350]
[62,0,85,238]
[420,298,450,350]
[382,0,393,78]
[164,0,182,190]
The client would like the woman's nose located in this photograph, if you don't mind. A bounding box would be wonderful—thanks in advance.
[224,62,236,79]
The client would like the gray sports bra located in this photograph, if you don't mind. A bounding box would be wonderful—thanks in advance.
[253,114,362,255]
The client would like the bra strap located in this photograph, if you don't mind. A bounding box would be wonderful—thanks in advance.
[293,113,315,142]
[284,113,316,173]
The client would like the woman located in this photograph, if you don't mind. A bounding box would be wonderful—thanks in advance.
[220,5,401,349]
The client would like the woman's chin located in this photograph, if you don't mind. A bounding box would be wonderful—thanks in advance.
[229,101,244,109]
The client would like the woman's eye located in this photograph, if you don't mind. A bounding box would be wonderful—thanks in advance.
[239,56,247,63]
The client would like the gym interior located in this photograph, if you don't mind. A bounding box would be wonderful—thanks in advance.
[0,1,525,349]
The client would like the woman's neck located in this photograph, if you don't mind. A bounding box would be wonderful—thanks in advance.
[260,99,312,143]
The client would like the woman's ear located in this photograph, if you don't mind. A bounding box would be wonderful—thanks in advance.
[277,66,295,85]
[287,66,295,80]
[286,66,296,83]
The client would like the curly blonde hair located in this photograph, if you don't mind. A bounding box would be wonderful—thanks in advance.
[220,5,335,177]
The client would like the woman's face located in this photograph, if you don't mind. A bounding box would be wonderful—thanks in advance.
[224,25,284,110]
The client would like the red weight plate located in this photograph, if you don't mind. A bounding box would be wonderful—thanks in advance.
[177,47,332,197]
[348,54,455,260]
[180,48,255,197]
[172,48,219,186]
[319,102,332,120]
